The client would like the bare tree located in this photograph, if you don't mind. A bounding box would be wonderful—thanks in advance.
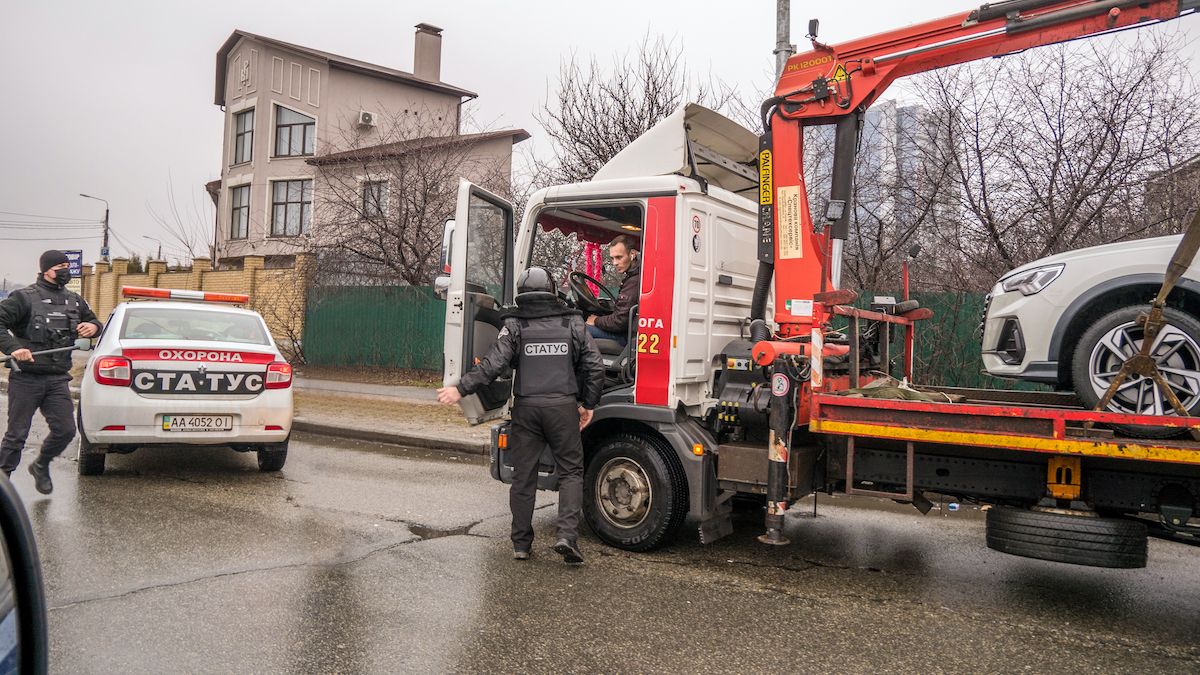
[302,107,517,287]
[146,174,215,261]
[914,31,1200,289]
[531,34,753,187]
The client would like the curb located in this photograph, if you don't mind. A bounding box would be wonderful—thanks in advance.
[291,419,488,455]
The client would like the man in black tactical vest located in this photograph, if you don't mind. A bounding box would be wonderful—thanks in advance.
[0,250,101,493]
[438,267,604,564]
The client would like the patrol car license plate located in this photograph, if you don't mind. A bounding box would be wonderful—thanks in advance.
[162,415,234,432]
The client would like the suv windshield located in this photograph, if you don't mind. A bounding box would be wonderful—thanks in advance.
[120,307,270,345]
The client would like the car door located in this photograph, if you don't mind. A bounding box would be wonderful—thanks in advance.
[441,180,516,425]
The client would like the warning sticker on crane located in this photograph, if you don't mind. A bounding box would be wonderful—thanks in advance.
[831,64,848,82]
[777,186,803,259]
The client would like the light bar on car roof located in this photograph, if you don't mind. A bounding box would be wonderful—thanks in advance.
[121,286,249,304]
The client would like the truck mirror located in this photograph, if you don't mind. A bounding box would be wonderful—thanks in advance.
[433,275,451,300]
[440,219,455,275]
[807,19,820,40]
[908,244,922,260]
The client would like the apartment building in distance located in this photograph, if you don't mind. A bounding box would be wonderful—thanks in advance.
[210,23,527,269]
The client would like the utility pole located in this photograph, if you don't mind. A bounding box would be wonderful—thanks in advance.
[143,235,162,260]
[775,0,795,78]
[79,193,110,261]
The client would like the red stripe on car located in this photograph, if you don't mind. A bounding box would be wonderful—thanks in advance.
[121,348,276,364]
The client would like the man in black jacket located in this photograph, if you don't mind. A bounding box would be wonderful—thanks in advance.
[437,267,604,564]
[0,250,102,493]
[587,234,640,346]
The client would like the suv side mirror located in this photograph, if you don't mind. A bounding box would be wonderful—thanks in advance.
[74,338,93,352]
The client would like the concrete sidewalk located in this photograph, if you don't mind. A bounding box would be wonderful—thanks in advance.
[291,378,491,455]
[293,376,438,401]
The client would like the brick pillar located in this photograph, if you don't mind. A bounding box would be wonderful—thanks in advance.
[91,261,109,316]
[109,258,129,315]
[190,257,212,291]
[243,255,265,302]
[147,260,166,287]
[81,264,93,306]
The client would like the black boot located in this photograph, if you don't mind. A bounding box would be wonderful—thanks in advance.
[28,457,52,495]
[553,538,584,565]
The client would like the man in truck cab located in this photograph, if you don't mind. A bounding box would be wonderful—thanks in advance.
[437,267,604,564]
[586,234,640,346]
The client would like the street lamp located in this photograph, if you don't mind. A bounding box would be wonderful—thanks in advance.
[142,235,163,261]
[78,193,110,262]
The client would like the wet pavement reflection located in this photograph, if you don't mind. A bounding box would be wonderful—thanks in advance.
[6,405,1199,673]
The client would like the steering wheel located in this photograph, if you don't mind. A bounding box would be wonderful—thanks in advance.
[568,271,617,316]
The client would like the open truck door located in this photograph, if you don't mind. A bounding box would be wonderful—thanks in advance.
[440,179,515,425]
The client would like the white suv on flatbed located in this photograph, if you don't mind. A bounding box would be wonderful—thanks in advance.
[77,287,294,474]
[982,234,1200,437]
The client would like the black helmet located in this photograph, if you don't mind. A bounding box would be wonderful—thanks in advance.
[516,266,555,295]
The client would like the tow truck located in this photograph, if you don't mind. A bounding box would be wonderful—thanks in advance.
[441,0,1200,568]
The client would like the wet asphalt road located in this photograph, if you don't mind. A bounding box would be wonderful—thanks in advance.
[5,404,1200,673]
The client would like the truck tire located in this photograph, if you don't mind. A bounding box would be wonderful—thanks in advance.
[584,433,688,552]
[1072,305,1200,439]
[256,440,289,472]
[985,507,1147,568]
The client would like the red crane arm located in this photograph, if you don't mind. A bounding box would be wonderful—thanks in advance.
[774,0,1195,123]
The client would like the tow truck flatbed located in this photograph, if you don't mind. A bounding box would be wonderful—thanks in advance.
[811,389,1200,467]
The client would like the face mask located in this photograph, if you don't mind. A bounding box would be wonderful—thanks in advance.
[53,268,72,286]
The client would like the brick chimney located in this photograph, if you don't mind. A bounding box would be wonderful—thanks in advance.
[413,23,442,82]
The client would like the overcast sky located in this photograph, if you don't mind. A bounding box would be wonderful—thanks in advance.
[1,1,1197,286]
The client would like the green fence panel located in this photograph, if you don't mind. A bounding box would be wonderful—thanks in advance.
[303,286,444,370]
[853,290,1046,390]
[302,284,1045,389]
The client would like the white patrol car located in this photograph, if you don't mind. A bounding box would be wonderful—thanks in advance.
[77,286,293,475]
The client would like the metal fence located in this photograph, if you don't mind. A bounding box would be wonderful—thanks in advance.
[303,286,445,371]
[300,285,1045,390]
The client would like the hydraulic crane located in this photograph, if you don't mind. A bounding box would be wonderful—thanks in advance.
[752,0,1200,544]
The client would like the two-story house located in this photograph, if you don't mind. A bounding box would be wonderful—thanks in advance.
[211,24,527,270]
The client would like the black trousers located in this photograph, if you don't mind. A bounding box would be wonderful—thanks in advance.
[507,402,584,551]
[1,371,75,473]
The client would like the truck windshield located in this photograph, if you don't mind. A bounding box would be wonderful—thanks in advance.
[120,307,271,345]
[529,203,644,290]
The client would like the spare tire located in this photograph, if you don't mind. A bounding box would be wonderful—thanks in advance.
[985,507,1147,569]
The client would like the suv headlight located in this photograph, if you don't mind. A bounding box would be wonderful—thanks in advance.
[1000,264,1064,296]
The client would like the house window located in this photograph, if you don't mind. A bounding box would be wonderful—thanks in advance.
[274,105,315,157]
[233,109,254,164]
[271,179,312,236]
[362,180,388,218]
[230,185,250,240]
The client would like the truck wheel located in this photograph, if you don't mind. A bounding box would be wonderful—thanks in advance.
[256,440,288,472]
[584,433,688,552]
[985,507,1147,569]
[1072,305,1200,439]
